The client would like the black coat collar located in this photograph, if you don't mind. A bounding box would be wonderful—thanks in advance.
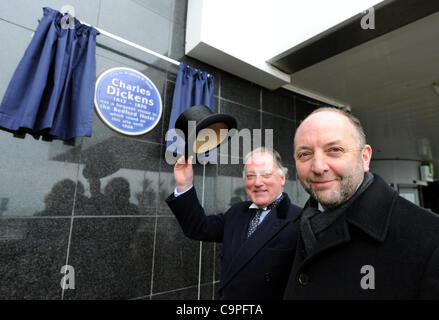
[295,174,398,243]
[345,174,398,242]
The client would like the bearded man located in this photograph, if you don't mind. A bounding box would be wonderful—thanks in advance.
[284,107,439,299]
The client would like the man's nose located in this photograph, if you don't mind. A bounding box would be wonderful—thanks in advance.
[311,153,329,174]
[254,174,264,185]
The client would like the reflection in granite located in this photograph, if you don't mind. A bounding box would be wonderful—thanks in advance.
[34,179,80,217]
[64,217,154,299]
[153,217,200,293]
[0,218,70,299]
[0,132,81,217]
[76,137,161,217]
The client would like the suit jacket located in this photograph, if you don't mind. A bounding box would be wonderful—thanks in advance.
[283,174,439,299]
[166,187,301,300]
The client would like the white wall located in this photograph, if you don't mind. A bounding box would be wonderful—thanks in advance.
[186,0,383,89]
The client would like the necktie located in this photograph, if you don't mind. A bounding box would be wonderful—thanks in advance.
[247,208,263,238]
[247,194,284,238]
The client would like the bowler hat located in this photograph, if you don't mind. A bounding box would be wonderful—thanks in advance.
[175,105,237,154]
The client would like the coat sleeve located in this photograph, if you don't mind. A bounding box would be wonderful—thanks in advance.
[165,187,225,242]
[418,245,439,299]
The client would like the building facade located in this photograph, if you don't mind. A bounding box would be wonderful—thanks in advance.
[0,0,323,299]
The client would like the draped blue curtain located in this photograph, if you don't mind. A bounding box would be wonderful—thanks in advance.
[166,63,215,162]
[0,7,99,141]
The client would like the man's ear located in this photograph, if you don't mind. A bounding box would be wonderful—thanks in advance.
[362,145,372,172]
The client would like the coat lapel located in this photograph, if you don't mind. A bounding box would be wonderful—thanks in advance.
[220,205,293,291]
[301,217,351,267]
[298,175,396,268]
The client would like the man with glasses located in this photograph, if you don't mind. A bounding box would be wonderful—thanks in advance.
[166,147,302,299]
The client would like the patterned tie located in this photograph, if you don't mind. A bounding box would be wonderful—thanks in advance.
[247,194,284,238]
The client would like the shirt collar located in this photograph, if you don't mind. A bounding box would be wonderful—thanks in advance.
[248,193,283,210]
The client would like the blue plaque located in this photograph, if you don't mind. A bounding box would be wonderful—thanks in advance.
[94,67,163,135]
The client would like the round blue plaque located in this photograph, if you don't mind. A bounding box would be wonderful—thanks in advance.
[94,67,163,135]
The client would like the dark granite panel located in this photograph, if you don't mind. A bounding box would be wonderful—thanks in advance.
[161,80,175,141]
[0,218,70,299]
[0,132,81,217]
[200,241,215,284]
[219,100,261,162]
[285,165,297,182]
[283,165,300,207]
[152,217,200,293]
[152,283,214,300]
[220,72,260,110]
[214,243,222,282]
[262,113,296,166]
[216,163,247,214]
[295,96,322,122]
[218,161,245,178]
[192,163,217,216]
[214,282,220,300]
[64,217,154,299]
[261,88,295,120]
[157,154,175,216]
[152,286,198,300]
[199,283,215,300]
[220,100,260,131]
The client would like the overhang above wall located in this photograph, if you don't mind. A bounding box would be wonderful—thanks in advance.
[184,0,382,103]
[185,0,290,90]
[269,0,439,74]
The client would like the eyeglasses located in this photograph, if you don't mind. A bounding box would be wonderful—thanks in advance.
[245,171,273,180]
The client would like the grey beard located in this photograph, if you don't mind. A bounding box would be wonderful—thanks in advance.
[301,174,361,209]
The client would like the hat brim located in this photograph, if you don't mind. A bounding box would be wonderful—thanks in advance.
[187,113,237,154]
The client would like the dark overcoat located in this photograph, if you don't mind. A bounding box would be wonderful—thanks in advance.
[283,174,439,299]
[166,187,301,300]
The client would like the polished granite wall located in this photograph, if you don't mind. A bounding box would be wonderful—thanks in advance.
[0,0,325,299]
